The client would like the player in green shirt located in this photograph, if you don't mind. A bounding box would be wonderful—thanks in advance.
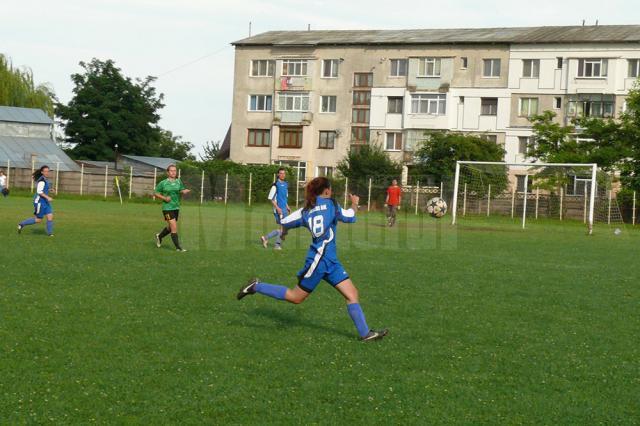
[154,164,191,251]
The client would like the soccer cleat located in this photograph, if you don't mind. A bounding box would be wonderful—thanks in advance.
[155,233,162,248]
[176,248,187,252]
[48,234,54,237]
[17,224,22,234]
[273,245,282,250]
[360,328,388,342]
[237,278,259,300]
[260,236,268,248]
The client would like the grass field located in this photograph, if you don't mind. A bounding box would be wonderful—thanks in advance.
[1,195,639,424]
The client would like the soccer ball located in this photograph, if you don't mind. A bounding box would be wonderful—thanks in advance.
[426,197,447,218]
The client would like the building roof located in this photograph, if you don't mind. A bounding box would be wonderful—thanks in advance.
[121,155,178,170]
[232,25,640,47]
[0,137,79,171]
[76,160,116,169]
[0,106,53,125]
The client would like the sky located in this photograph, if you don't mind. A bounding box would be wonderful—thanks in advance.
[1,0,639,156]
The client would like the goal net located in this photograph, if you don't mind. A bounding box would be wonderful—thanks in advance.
[451,161,623,233]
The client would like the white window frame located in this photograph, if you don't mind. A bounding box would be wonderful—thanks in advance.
[316,166,334,178]
[410,94,447,115]
[390,59,408,77]
[519,97,539,117]
[385,132,403,151]
[321,59,339,78]
[522,59,540,78]
[483,58,501,78]
[281,60,308,77]
[250,60,274,77]
[320,95,337,113]
[628,59,640,78]
[577,58,608,78]
[277,92,310,112]
[248,95,273,112]
[387,97,403,114]
[418,57,442,77]
[480,98,498,116]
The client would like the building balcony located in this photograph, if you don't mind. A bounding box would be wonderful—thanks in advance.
[276,76,312,91]
[274,111,313,126]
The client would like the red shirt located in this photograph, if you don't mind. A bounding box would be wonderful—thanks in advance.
[387,186,402,206]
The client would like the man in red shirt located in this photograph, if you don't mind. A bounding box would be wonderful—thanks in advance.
[385,179,402,227]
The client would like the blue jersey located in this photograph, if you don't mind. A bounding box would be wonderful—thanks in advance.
[281,197,356,263]
[268,180,288,212]
[33,176,50,205]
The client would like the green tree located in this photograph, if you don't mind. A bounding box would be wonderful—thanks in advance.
[156,129,195,161]
[199,140,222,161]
[56,58,165,160]
[618,81,640,191]
[337,144,402,185]
[0,54,56,116]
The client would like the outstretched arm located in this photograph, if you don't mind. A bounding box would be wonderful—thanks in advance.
[337,194,359,223]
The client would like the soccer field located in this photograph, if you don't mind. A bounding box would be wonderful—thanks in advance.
[1,196,639,423]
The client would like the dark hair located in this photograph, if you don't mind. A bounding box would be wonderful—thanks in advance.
[277,167,286,174]
[33,165,49,181]
[304,177,331,210]
[166,164,177,172]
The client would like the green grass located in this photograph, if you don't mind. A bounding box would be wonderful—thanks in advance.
[1,196,639,424]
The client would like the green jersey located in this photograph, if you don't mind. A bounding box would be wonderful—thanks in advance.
[155,178,186,211]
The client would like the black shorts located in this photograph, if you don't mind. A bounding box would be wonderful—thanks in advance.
[163,210,179,221]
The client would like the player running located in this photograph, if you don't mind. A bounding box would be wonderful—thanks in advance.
[260,167,290,250]
[17,165,55,236]
[385,179,402,227]
[238,177,388,342]
[154,164,191,252]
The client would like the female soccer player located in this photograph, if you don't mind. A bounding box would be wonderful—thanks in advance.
[238,177,388,341]
[17,165,55,236]
[154,164,191,252]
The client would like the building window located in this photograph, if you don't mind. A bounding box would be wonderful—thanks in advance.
[577,59,608,78]
[279,160,306,181]
[387,97,403,114]
[480,98,498,115]
[351,127,369,144]
[279,126,303,148]
[282,60,308,76]
[316,166,334,178]
[461,57,468,69]
[353,73,373,87]
[418,57,442,77]
[519,98,539,117]
[479,134,497,143]
[353,91,371,106]
[557,57,563,69]
[318,131,336,149]
[554,97,562,109]
[352,108,370,123]
[251,60,274,77]
[390,59,408,77]
[483,59,501,77]
[567,96,615,118]
[277,92,310,111]
[522,59,540,78]
[518,136,532,155]
[247,129,271,147]
[385,132,402,151]
[322,59,339,78]
[516,175,532,192]
[628,59,640,78]
[248,95,272,112]
[410,94,446,115]
[320,95,337,113]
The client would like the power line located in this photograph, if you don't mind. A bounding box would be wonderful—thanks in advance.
[157,45,231,78]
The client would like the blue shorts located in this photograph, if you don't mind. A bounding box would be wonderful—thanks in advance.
[273,212,284,225]
[297,257,350,293]
[34,202,52,218]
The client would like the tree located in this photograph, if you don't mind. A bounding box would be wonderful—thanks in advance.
[413,131,505,183]
[337,144,402,185]
[199,140,222,161]
[156,129,195,161]
[56,58,165,160]
[0,54,56,116]
[617,81,640,191]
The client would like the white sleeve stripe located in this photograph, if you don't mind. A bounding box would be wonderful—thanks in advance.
[36,181,45,194]
[340,208,355,218]
[267,185,277,200]
[281,208,303,224]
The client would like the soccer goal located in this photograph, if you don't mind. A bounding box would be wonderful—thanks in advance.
[450,161,615,233]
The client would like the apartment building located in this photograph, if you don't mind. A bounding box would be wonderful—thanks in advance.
[230,26,640,182]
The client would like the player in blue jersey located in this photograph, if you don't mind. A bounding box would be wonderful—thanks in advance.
[17,165,55,236]
[260,167,290,250]
[239,176,388,341]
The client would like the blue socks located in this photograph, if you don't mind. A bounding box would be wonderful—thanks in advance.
[46,220,54,235]
[19,217,37,227]
[255,282,287,301]
[347,303,370,337]
[265,229,279,240]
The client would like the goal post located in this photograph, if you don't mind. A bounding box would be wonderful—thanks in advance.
[451,161,599,232]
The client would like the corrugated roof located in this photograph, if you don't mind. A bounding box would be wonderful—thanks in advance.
[232,25,640,47]
[0,137,79,171]
[0,106,53,124]
[77,160,116,169]
[121,155,178,170]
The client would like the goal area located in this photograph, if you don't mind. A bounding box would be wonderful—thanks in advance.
[450,161,623,233]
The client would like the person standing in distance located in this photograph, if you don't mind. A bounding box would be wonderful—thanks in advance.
[154,164,191,252]
[0,170,8,197]
[17,165,55,236]
[385,179,402,227]
[260,167,290,250]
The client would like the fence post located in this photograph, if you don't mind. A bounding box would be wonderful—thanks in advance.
[462,183,467,217]
[607,189,612,225]
[153,168,157,200]
[535,188,540,219]
[104,165,109,199]
[178,168,181,179]
[511,186,516,219]
[344,177,348,208]
[583,182,588,224]
[80,163,84,195]
[559,187,564,221]
[6,159,10,189]
[200,170,205,204]
[224,173,229,205]
[522,174,529,230]
[415,181,420,215]
[54,162,60,194]
[633,191,637,226]
[487,184,491,217]
[295,177,300,208]
[129,166,133,199]
[248,173,252,206]
[440,181,444,199]
[30,156,35,193]
[367,177,372,211]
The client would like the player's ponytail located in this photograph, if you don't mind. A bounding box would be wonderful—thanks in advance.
[32,165,49,181]
[304,177,331,210]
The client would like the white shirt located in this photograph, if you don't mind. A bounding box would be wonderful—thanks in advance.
[0,175,6,187]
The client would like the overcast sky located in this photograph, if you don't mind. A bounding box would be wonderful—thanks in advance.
[2,0,638,156]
